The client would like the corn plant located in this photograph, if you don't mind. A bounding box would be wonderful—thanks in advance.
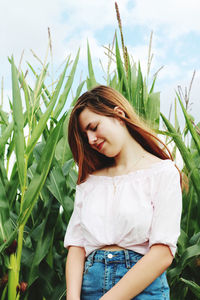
[0,48,83,299]
[87,34,160,131]
[159,93,200,300]
[0,3,199,298]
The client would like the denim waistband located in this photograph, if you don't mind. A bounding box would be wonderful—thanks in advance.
[86,249,143,269]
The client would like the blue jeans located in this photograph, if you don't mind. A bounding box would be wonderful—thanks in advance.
[81,249,170,300]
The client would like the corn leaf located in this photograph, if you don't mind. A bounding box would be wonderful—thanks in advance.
[0,177,11,243]
[46,166,74,213]
[25,60,69,156]
[32,64,49,113]
[0,121,14,156]
[135,62,145,117]
[86,41,97,90]
[70,80,85,108]
[115,36,130,101]
[19,115,64,225]
[11,57,25,189]
[0,107,9,126]
[27,197,60,286]
[146,92,160,130]
[180,278,200,298]
[161,113,200,198]
[168,239,200,281]
[27,62,51,102]
[53,51,79,119]
[19,72,31,124]
[176,92,200,156]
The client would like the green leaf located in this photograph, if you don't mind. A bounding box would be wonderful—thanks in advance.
[160,113,200,198]
[46,166,74,213]
[6,162,19,207]
[19,115,64,225]
[149,75,157,94]
[70,80,85,108]
[0,230,18,254]
[176,92,200,156]
[180,278,200,298]
[0,177,11,243]
[0,107,9,126]
[28,198,59,286]
[19,71,31,124]
[25,62,68,156]
[55,137,72,165]
[146,92,160,129]
[11,56,25,189]
[177,229,188,255]
[53,54,76,119]
[1,285,7,300]
[87,41,97,90]
[62,159,74,176]
[27,62,51,102]
[135,62,145,117]
[168,238,200,281]
[33,64,49,110]
[115,35,130,101]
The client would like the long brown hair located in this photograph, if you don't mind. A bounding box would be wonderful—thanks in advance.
[68,85,180,184]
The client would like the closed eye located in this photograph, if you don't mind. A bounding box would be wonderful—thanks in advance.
[91,125,98,131]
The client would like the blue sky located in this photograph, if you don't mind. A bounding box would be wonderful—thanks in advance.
[1,0,200,124]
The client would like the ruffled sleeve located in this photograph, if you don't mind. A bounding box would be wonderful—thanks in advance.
[149,162,182,256]
[64,186,84,249]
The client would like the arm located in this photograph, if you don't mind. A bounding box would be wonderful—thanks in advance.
[100,163,182,299]
[100,244,173,300]
[66,246,86,300]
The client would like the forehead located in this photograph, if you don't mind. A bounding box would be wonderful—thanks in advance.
[78,108,101,131]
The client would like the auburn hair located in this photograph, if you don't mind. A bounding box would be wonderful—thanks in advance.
[68,85,181,185]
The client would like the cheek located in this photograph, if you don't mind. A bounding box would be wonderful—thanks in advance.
[96,126,107,138]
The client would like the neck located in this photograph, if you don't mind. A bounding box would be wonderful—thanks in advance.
[113,136,148,171]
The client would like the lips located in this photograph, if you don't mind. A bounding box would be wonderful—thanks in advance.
[96,141,104,151]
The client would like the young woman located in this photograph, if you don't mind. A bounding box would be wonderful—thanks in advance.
[64,85,182,300]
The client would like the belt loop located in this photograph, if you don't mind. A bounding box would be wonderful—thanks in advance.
[124,250,131,269]
[90,250,96,265]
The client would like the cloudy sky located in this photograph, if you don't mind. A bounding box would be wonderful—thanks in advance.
[1,0,200,124]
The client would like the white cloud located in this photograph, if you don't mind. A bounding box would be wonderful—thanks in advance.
[60,0,117,31]
[0,0,123,63]
[0,0,124,82]
[1,0,200,124]
[158,64,182,81]
[125,0,200,37]
[159,69,200,125]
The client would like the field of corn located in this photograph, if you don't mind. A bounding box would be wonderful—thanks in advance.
[0,4,200,300]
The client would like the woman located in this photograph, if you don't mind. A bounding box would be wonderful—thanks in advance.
[64,85,182,300]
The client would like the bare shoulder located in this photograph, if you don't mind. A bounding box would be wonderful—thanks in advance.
[91,154,164,177]
[138,153,164,169]
[145,153,163,164]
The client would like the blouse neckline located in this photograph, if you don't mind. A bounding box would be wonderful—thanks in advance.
[88,159,174,180]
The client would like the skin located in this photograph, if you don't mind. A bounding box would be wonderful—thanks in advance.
[79,107,127,158]
[78,107,162,175]
[66,107,173,300]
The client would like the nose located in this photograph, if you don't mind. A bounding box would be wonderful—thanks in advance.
[87,131,97,145]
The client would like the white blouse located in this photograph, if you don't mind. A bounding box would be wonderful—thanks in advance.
[64,159,182,257]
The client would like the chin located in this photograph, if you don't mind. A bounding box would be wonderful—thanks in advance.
[103,150,120,158]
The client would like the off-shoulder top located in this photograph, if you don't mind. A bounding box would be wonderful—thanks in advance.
[64,159,182,257]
